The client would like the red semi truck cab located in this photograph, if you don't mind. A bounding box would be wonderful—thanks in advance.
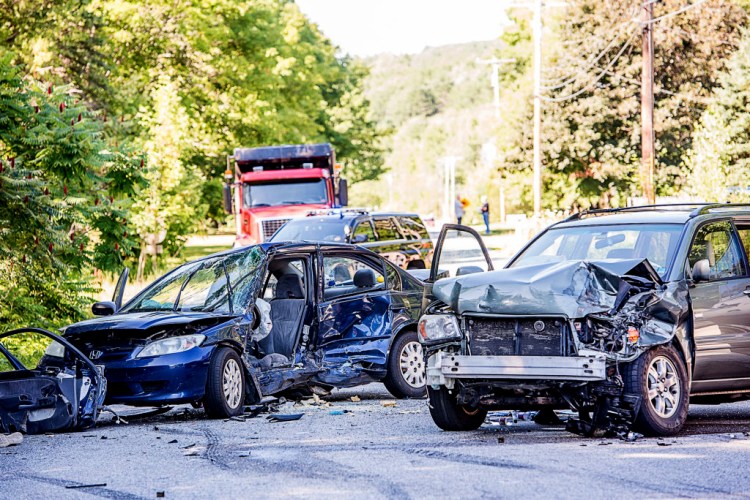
[223,143,348,247]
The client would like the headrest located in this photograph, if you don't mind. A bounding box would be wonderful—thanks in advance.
[332,264,351,282]
[275,274,304,299]
[353,269,377,288]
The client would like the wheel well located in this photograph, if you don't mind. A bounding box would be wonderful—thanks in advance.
[388,324,418,359]
[215,340,243,356]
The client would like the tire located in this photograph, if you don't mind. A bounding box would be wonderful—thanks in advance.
[624,344,689,436]
[383,330,427,399]
[204,347,245,418]
[428,386,487,431]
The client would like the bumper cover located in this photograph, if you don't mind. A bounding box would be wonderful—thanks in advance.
[427,352,607,388]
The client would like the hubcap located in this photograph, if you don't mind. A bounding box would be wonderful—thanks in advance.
[399,341,425,388]
[223,358,242,409]
[647,356,680,419]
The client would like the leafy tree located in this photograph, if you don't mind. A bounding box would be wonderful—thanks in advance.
[0,51,144,332]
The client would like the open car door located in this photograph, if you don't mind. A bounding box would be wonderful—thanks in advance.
[423,224,494,308]
[112,267,129,312]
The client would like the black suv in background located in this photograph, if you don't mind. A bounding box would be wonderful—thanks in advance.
[419,204,750,437]
[270,210,433,270]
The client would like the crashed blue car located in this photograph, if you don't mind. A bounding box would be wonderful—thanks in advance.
[60,242,425,418]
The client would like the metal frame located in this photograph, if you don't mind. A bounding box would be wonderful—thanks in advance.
[563,203,750,223]
[434,353,606,381]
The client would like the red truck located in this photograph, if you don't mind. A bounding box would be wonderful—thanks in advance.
[223,143,348,247]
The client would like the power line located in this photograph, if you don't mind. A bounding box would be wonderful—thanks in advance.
[539,33,636,102]
[636,0,708,24]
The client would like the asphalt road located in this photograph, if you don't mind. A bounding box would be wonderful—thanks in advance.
[3,384,750,499]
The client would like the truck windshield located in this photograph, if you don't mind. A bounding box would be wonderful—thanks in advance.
[270,219,347,243]
[242,179,327,207]
[509,223,683,278]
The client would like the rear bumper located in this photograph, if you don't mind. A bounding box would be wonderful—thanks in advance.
[427,352,607,388]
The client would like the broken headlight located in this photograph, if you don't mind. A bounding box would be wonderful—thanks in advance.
[135,334,205,358]
[418,315,462,344]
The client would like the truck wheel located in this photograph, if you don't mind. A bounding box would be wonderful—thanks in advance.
[204,347,245,418]
[428,386,486,431]
[384,331,426,399]
[624,344,689,436]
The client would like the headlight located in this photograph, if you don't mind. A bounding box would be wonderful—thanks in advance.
[136,334,205,358]
[418,314,462,344]
[44,340,65,358]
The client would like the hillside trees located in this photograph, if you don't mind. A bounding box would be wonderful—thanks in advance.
[503,0,747,210]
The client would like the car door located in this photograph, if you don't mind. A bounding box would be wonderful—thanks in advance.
[423,224,495,307]
[689,219,750,392]
[316,251,392,373]
[372,216,409,269]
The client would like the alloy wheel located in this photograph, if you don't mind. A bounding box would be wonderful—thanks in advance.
[646,355,681,419]
[399,340,425,388]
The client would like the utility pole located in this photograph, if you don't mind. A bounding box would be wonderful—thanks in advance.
[477,58,516,119]
[641,0,656,204]
[532,0,543,218]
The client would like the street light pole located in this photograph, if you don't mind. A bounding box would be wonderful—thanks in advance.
[477,58,516,119]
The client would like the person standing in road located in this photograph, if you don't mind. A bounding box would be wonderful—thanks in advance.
[480,195,490,235]
[455,195,465,225]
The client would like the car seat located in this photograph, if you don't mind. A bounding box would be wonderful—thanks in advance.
[257,274,305,359]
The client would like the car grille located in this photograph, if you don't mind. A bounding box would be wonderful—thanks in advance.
[260,218,292,240]
[465,316,570,357]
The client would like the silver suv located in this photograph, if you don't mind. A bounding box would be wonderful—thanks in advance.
[420,204,750,437]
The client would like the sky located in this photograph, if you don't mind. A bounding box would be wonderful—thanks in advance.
[295,0,513,57]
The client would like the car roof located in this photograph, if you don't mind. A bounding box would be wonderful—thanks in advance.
[188,240,378,265]
[283,211,422,224]
[554,204,750,228]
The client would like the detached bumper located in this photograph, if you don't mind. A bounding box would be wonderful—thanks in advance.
[427,352,607,388]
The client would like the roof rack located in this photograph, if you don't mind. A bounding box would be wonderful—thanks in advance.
[689,203,750,217]
[306,208,370,217]
[563,203,712,222]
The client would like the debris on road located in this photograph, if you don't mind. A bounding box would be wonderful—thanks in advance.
[267,413,304,422]
[65,483,107,489]
[0,432,23,448]
[329,409,350,415]
[351,396,361,402]
[381,400,397,407]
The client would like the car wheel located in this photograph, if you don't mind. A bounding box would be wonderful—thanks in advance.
[428,386,487,431]
[383,330,426,399]
[624,344,689,436]
[204,347,245,418]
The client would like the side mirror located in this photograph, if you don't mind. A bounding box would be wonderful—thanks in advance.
[456,265,484,276]
[692,259,711,283]
[223,184,233,214]
[92,301,116,316]
[352,233,368,244]
[338,178,348,206]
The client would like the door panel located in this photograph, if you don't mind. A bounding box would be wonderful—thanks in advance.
[690,220,750,392]
[429,224,494,282]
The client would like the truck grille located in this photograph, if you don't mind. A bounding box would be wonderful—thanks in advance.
[260,218,292,240]
[465,316,570,357]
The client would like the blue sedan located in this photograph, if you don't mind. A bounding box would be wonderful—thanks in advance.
[61,242,425,417]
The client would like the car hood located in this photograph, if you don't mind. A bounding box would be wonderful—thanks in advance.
[432,258,688,346]
[64,311,237,341]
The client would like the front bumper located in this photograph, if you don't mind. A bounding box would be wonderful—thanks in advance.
[427,352,607,388]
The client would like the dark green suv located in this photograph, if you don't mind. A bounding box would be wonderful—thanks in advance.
[419,204,750,436]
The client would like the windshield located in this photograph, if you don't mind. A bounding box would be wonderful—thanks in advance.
[121,248,264,314]
[270,218,347,243]
[242,179,327,207]
[510,223,683,277]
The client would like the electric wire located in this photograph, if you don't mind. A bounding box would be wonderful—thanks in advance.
[539,33,636,102]
[637,0,708,24]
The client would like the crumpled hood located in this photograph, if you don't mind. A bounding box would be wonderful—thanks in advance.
[433,258,664,317]
[64,311,236,340]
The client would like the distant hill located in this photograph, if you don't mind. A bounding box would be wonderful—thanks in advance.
[353,40,513,223]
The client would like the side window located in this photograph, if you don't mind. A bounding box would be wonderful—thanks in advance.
[374,218,402,241]
[398,216,429,240]
[734,222,750,260]
[688,221,745,280]
[385,262,402,291]
[262,259,306,300]
[352,221,376,243]
[323,255,385,299]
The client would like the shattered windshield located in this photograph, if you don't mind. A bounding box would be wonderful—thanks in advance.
[270,218,347,242]
[121,247,264,314]
[510,224,683,277]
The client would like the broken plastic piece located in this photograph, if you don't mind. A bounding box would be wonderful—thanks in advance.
[0,432,22,448]
[266,413,304,422]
